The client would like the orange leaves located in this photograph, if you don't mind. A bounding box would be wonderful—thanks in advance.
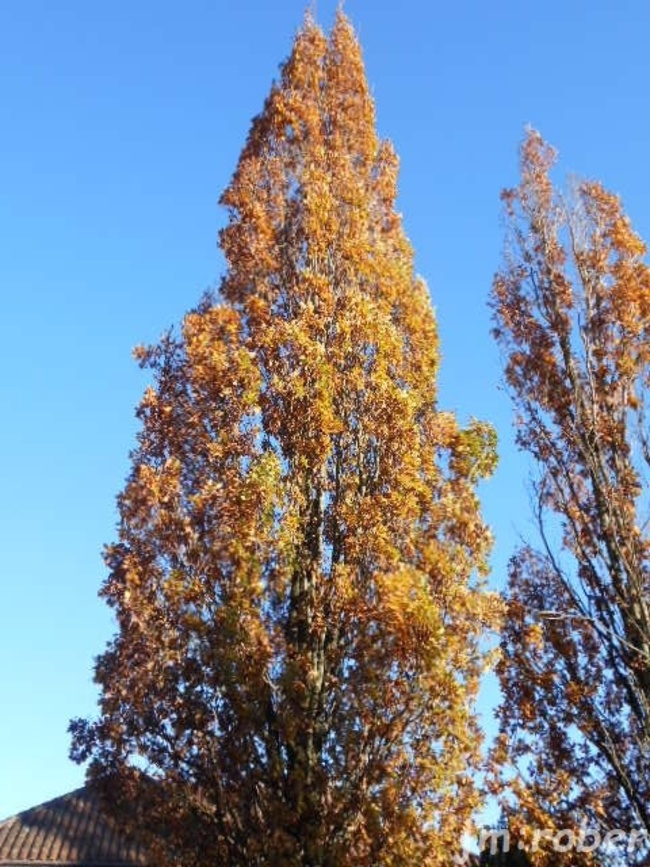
[374,566,458,662]
[493,130,650,845]
[71,11,502,867]
[184,307,261,416]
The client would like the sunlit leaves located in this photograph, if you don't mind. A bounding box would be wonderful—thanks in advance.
[71,12,498,867]
[492,130,650,858]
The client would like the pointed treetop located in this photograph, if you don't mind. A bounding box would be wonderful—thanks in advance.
[302,3,317,30]
[70,9,500,865]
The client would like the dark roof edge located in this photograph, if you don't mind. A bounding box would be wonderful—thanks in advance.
[0,789,89,825]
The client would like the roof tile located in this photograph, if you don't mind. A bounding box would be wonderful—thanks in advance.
[0,788,148,866]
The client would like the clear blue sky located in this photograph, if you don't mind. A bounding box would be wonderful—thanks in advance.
[2,0,650,820]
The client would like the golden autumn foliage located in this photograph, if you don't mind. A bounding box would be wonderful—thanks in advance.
[492,130,650,864]
[70,13,499,867]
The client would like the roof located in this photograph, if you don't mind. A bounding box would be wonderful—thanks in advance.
[0,788,148,866]
[1,786,484,866]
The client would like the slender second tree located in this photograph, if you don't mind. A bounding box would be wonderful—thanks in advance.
[492,130,650,862]
[71,13,498,867]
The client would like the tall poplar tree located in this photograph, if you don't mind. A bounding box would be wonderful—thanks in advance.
[71,13,498,867]
[492,130,650,860]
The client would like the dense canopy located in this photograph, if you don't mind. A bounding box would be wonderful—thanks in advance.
[70,13,499,867]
